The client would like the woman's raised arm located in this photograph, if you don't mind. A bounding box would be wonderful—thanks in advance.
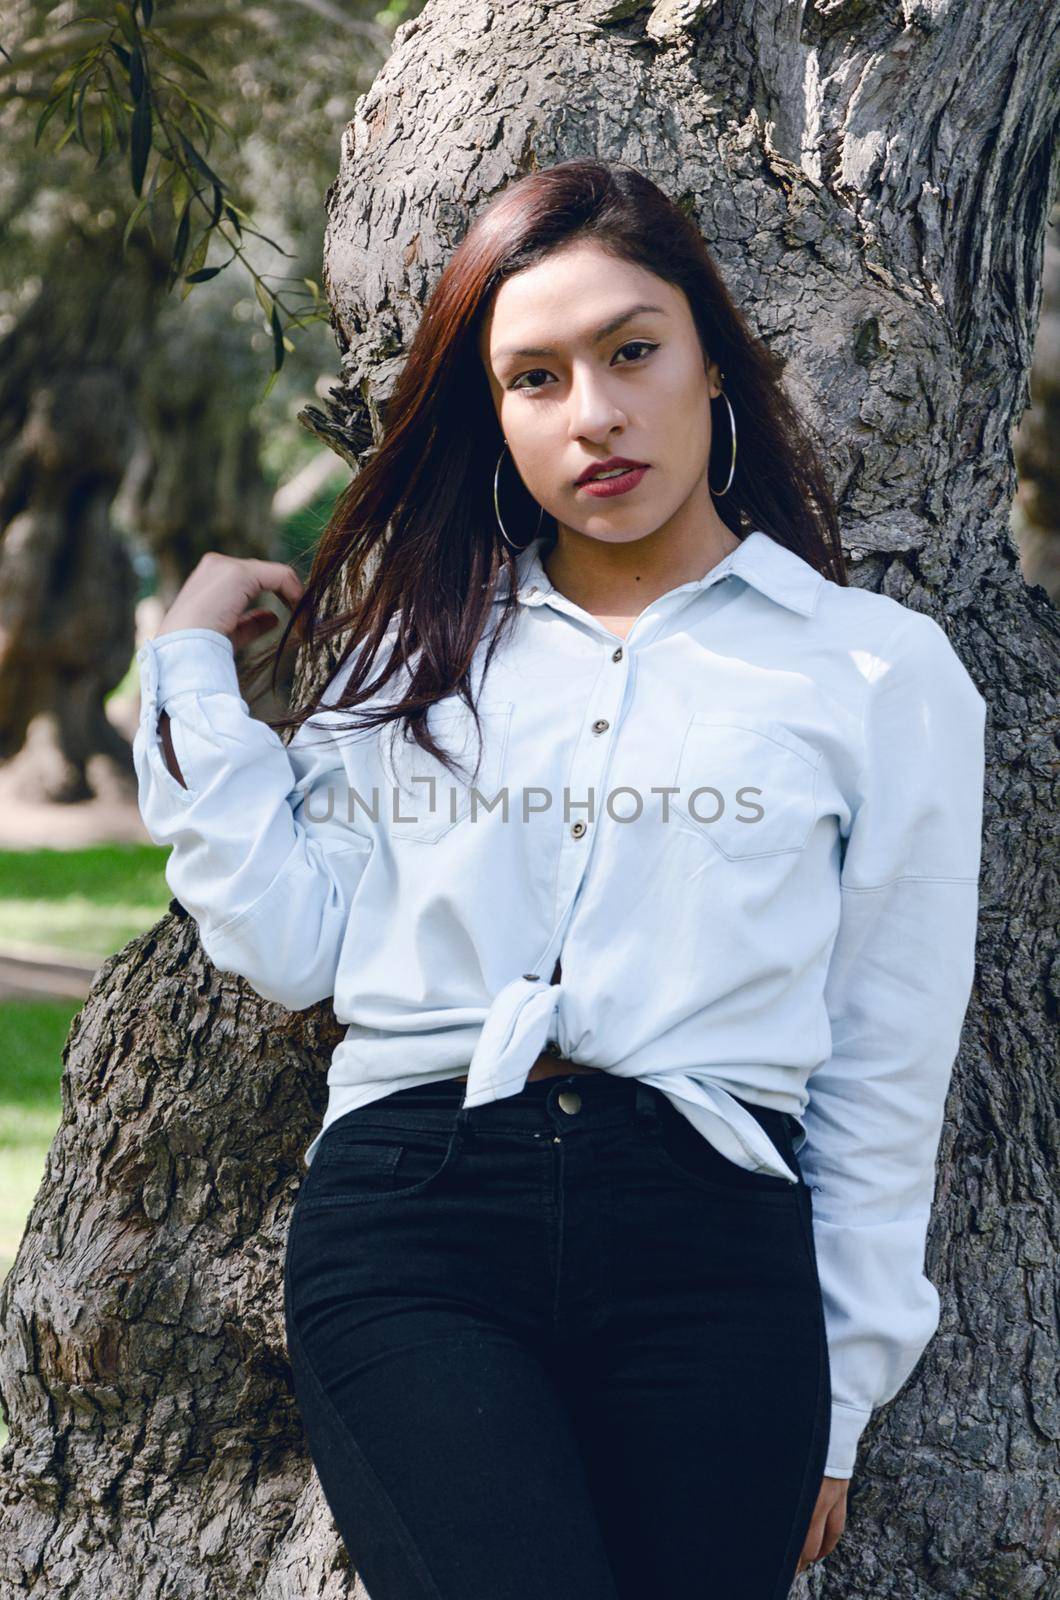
[133,554,373,1012]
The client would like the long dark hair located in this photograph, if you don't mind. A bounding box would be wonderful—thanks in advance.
[257,158,846,784]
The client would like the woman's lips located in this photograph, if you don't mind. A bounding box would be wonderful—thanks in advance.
[577,465,650,499]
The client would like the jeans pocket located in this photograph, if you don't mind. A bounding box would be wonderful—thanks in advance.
[299,1116,462,1209]
[644,1102,802,1203]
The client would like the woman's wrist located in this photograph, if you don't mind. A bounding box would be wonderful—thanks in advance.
[158,709,187,788]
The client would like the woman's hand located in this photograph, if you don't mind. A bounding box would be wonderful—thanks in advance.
[796,1476,848,1575]
[156,552,306,654]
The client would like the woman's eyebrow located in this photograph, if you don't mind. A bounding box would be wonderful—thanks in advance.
[493,303,669,365]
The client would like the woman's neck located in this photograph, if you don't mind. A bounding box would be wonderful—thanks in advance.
[542,518,741,623]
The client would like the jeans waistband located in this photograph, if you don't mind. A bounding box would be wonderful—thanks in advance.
[339,1071,797,1145]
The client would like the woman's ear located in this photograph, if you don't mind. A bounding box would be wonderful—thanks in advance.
[704,356,724,400]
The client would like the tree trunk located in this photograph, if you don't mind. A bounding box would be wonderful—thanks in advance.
[1013,198,1060,603]
[3,1,1059,1594]
[0,223,161,802]
[123,295,293,725]
[0,223,287,803]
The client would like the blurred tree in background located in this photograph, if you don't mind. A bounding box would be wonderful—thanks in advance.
[0,0,422,802]
[1013,194,1060,604]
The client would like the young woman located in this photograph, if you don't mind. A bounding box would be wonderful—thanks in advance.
[134,160,986,1599]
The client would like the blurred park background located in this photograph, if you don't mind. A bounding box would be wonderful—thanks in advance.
[0,0,435,1446]
[0,0,1056,1456]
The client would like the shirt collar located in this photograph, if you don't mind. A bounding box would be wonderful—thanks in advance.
[489,527,824,618]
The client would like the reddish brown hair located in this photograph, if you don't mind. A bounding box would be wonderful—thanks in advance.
[256,158,846,783]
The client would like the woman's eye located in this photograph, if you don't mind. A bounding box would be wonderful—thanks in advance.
[614,340,657,364]
[510,368,552,393]
[508,341,658,393]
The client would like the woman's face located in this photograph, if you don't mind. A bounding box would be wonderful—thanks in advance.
[478,240,724,549]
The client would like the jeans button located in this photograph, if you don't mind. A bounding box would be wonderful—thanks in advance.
[557,1090,582,1114]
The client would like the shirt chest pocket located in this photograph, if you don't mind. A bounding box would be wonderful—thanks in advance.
[382,698,514,844]
[671,715,821,860]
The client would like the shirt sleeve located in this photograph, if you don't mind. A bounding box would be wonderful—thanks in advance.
[798,608,987,1478]
[132,626,373,1011]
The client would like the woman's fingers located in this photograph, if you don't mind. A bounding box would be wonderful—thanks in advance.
[242,558,305,614]
[155,553,307,644]
[818,1493,848,1559]
[796,1477,848,1573]
[229,608,282,653]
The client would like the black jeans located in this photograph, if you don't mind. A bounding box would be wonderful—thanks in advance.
[284,1071,830,1600]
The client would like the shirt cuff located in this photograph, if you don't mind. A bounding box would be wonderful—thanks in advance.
[824,1400,872,1478]
[137,628,242,715]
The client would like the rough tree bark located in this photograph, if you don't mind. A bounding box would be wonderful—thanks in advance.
[2,1,1059,1595]
[1013,198,1060,603]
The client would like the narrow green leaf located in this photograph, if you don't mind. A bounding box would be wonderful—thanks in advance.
[110,40,131,71]
[130,45,143,101]
[254,279,274,318]
[172,197,191,271]
[123,187,151,252]
[33,95,64,148]
[96,101,114,167]
[151,38,210,82]
[49,61,81,95]
[178,130,223,190]
[271,305,285,373]
[171,171,190,228]
[130,92,151,195]
[186,266,223,282]
[177,93,234,139]
[113,101,129,152]
[181,230,209,296]
[223,203,242,240]
[75,80,88,149]
[186,98,212,148]
[141,0,155,25]
[115,4,138,45]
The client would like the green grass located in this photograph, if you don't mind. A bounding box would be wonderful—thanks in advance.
[0,844,171,960]
[0,996,83,1446]
[0,844,170,906]
[0,846,172,1449]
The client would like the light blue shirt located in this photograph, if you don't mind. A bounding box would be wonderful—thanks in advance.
[132,528,986,1478]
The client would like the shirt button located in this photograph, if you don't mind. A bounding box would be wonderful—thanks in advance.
[612,646,623,662]
[522,972,540,981]
[592,719,609,734]
[571,821,587,838]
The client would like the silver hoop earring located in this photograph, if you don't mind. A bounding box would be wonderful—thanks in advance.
[494,441,544,551]
[708,390,736,497]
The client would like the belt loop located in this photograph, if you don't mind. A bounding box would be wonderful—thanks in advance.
[455,1101,476,1144]
[634,1081,659,1126]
